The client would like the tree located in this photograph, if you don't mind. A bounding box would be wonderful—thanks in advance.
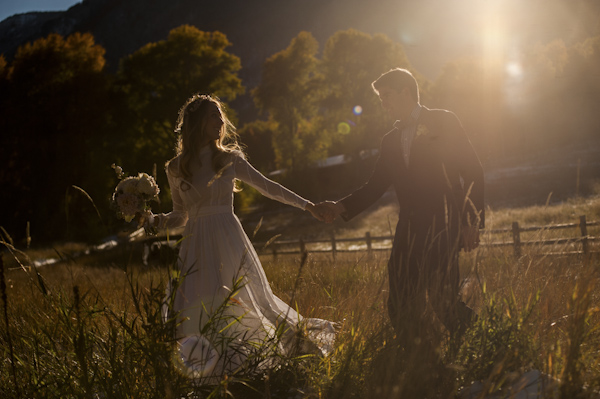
[253,31,321,171]
[117,25,244,170]
[517,40,571,151]
[0,54,7,81]
[238,119,278,173]
[318,29,416,157]
[563,35,600,141]
[430,35,600,164]
[0,32,110,241]
[430,58,507,162]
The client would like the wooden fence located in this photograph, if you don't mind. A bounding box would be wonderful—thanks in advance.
[143,215,599,261]
[482,215,599,257]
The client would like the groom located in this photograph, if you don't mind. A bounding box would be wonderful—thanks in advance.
[317,68,485,340]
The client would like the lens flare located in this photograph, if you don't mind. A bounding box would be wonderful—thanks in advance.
[337,122,351,135]
[353,105,363,116]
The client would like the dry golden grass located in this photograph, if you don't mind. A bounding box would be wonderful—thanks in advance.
[2,195,600,398]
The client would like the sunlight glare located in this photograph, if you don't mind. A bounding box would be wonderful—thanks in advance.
[506,61,523,80]
[479,0,511,66]
[504,58,526,111]
[483,24,507,63]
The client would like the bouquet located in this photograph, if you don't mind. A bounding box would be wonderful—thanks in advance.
[111,164,160,228]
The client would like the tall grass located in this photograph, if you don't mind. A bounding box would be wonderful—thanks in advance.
[2,197,600,398]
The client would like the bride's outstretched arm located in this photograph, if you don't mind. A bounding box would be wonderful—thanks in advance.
[232,154,321,219]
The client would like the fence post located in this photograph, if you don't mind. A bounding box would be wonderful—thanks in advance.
[579,215,589,255]
[512,222,521,257]
[331,233,337,260]
[299,237,306,255]
[365,231,372,257]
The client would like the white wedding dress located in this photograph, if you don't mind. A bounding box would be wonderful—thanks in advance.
[155,146,335,379]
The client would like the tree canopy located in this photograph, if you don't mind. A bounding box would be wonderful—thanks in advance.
[0,32,109,241]
[117,25,245,168]
[429,34,600,163]
[0,27,246,242]
[317,29,414,157]
[252,31,321,171]
[251,29,415,171]
[2,23,600,243]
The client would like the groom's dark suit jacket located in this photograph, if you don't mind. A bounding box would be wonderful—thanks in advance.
[340,106,485,254]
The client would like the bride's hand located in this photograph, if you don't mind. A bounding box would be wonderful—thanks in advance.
[137,211,154,228]
[137,211,159,235]
[305,203,326,222]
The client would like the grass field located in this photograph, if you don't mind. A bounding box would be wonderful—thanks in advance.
[1,195,600,398]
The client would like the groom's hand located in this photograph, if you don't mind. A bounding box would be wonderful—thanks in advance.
[305,203,325,222]
[314,201,345,224]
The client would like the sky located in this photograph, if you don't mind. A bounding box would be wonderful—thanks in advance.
[0,0,81,22]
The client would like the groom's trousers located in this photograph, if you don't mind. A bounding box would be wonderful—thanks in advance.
[387,216,474,339]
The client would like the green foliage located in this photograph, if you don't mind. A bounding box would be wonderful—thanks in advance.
[252,29,417,175]
[0,26,247,243]
[117,25,245,169]
[9,32,106,91]
[317,29,414,157]
[558,278,599,399]
[455,289,541,390]
[4,189,599,398]
[429,33,600,165]
[0,32,110,242]
[253,31,321,170]
[238,119,279,173]
[2,19,599,251]
[2,224,600,398]
[253,31,319,123]
[0,265,185,397]
[0,54,7,82]
[0,239,332,399]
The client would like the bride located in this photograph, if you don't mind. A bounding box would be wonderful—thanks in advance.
[144,94,335,379]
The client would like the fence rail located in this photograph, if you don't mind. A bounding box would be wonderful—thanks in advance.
[143,215,599,261]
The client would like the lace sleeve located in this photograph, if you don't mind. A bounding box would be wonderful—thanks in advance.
[154,167,189,229]
[232,155,308,210]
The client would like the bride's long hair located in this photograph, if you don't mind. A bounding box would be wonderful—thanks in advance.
[166,94,245,186]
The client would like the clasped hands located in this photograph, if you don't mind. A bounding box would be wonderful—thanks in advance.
[305,201,345,224]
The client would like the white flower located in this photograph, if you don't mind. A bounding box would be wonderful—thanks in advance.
[117,193,141,222]
[111,163,124,179]
[111,167,160,223]
[118,177,138,195]
[137,173,160,196]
